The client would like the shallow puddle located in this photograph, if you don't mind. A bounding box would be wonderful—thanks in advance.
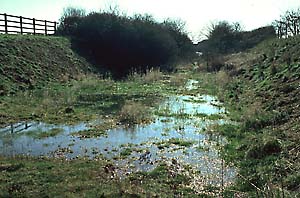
[0,79,235,186]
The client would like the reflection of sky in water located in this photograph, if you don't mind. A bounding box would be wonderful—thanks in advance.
[0,79,235,184]
[159,94,225,115]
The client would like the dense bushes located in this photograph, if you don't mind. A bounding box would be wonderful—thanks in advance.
[57,8,193,78]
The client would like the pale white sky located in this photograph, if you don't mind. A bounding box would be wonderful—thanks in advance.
[1,0,300,41]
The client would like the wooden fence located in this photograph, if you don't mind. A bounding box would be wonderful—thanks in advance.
[0,13,57,35]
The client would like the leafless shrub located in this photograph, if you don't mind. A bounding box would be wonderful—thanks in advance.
[207,55,225,72]
[273,8,300,38]
[215,71,231,88]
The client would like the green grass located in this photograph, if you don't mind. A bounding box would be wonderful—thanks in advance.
[71,128,107,138]
[0,34,93,96]
[0,156,198,198]
[120,148,133,157]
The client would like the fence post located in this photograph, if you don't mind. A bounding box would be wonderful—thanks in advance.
[20,16,23,34]
[4,13,8,34]
[54,21,57,34]
[33,18,36,35]
[10,123,14,133]
[44,20,47,35]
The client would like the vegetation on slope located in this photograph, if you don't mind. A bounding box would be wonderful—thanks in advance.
[196,21,276,56]
[198,35,300,196]
[0,34,93,95]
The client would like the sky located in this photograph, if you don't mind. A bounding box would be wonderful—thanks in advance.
[1,0,300,42]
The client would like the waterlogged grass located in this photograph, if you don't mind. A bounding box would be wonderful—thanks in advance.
[155,111,224,120]
[182,98,206,103]
[26,128,63,139]
[0,68,231,197]
[71,120,116,138]
[0,73,181,127]
[155,138,195,149]
[71,128,107,138]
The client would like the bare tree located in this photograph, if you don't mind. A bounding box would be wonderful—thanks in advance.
[273,8,300,38]
[58,6,86,35]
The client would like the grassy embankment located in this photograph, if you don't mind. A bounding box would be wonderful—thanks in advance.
[195,35,300,197]
[0,34,94,95]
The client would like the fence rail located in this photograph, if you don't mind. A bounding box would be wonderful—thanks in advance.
[0,13,57,35]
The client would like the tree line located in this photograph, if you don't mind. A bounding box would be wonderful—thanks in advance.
[57,7,194,78]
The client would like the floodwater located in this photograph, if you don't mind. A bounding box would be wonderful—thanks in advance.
[0,79,235,185]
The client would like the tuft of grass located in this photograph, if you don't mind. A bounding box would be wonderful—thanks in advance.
[118,100,152,125]
[147,163,168,178]
[128,68,164,83]
[142,68,164,83]
[169,72,187,87]
[215,70,232,89]
[206,55,225,72]
[120,148,133,157]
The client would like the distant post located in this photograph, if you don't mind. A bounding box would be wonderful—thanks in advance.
[45,20,47,35]
[4,13,8,34]
[20,16,23,34]
[33,18,36,35]
[10,123,13,133]
[54,21,57,34]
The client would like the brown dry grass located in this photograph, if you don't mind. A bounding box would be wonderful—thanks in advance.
[128,68,164,83]
[142,68,164,83]
[118,100,151,125]
[215,70,232,88]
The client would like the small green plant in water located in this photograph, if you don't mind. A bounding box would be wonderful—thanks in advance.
[71,128,107,138]
[155,138,194,149]
[120,148,133,157]
[26,128,63,139]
